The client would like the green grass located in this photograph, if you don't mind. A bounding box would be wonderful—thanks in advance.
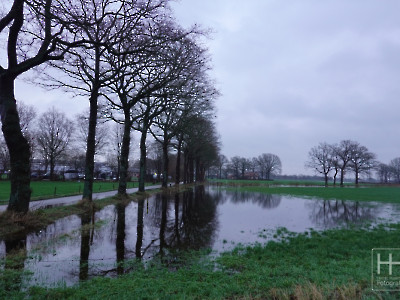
[0,180,142,204]
[4,223,399,299]
[236,186,400,203]
[210,179,400,203]
[210,178,330,186]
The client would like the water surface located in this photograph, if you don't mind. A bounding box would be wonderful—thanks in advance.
[1,185,399,287]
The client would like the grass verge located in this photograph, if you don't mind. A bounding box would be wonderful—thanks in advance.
[210,179,400,203]
[3,223,399,299]
[0,180,150,204]
[0,187,165,240]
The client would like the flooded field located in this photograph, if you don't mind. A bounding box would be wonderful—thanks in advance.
[1,185,400,287]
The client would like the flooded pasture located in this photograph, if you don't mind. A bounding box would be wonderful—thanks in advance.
[1,185,400,288]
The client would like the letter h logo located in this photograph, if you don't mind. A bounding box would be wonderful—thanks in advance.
[377,253,400,275]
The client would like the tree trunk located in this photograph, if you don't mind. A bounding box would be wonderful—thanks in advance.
[162,134,169,188]
[138,127,148,192]
[136,199,144,258]
[116,204,126,275]
[50,155,55,180]
[324,173,328,187]
[118,110,131,196]
[340,168,345,187]
[175,136,182,185]
[0,76,31,213]
[82,48,100,201]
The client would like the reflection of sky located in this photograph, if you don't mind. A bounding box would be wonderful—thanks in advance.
[2,186,400,287]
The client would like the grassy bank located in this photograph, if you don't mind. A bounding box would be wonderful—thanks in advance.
[4,223,398,299]
[210,179,400,203]
[0,187,165,240]
[0,180,146,204]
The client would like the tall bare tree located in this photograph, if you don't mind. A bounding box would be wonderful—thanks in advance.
[334,140,358,187]
[35,107,74,180]
[349,144,376,184]
[257,153,282,180]
[0,0,85,212]
[305,142,334,187]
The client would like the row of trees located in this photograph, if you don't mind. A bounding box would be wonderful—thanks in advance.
[213,153,282,180]
[0,0,219,213]
[376,158,400,184]
[305,140,377,186]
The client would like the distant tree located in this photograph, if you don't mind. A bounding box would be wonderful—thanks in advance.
[148,141,163,181]
[229,156,242,179]
[0,136,10,175]
[376,163,392,183]
[75,112,109,156]
[257,153,282,180]
[239,157,250,179]
[35,108,74,180]
[389,158,400,183]
[334,140,358,187]
[349,144,376,184]
[305,143,334,187]
[105,124,124,181]
[216,154,228,179]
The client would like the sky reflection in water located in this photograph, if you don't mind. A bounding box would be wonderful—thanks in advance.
[1,185,399,287]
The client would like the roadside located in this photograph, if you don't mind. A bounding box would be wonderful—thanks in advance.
[0,184,162,212]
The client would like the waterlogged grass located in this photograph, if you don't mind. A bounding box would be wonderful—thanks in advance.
[4,224,399,299]
[237,185,400,203]
[210,178,330,186]
[211,179,400,203]
[0,180,141,204]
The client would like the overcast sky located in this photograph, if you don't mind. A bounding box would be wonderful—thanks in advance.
[14,0,400,175]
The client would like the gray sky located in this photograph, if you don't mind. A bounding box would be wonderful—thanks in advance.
[171,0,400,175]
[14,0,400,175]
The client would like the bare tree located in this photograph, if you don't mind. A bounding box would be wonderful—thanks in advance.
[376,163,392,183]
[75,111,109,156]
[257,153,282,180]
[390,157,400,183]
[35,108,74,180]
[216,154,228,179]
[333,140,358,187]
[0,0,89,212]
[105,123,124,180]
[349,144,376,184]
[305,142,334,187]
[229,156,242,179]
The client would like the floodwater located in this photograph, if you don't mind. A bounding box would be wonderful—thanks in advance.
[1,185,400,287]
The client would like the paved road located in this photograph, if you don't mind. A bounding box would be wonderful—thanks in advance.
[0,184,162,212]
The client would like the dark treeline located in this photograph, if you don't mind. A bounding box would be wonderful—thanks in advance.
[0,0,219,213]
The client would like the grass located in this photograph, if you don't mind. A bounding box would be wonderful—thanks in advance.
[0,180,144,204]
[3,223,399,299]
[210,179,400,203]
[235,185,400,203]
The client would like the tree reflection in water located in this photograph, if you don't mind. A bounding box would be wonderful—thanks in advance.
[220,189,282,209]
[307,200,377,228]
[143,185,219,259]
[79,210,94,281]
